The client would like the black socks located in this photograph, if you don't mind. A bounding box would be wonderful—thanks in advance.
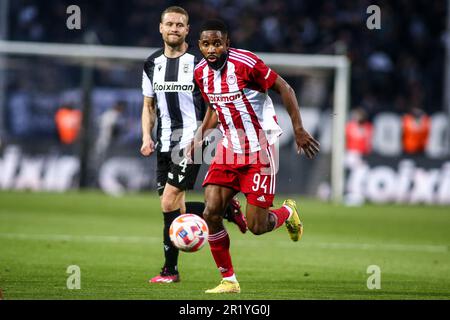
[185,202,205,217]
[163,209,181,274]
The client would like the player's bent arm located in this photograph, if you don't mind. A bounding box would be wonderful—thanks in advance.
[271,75,320,158]
[194,105,218,144]
[188,105,218,159]
[141,96,156,156]
[201,104,219,132]
[271,75,304,133]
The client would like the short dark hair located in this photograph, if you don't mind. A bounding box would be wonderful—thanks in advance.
[161,6,189,24]
[199,19,228,36]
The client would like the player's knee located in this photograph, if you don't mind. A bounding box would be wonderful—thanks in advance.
[161,192,180,212]
[203,203,223,224]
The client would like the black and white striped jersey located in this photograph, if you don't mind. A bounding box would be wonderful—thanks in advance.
[142,47,206,152]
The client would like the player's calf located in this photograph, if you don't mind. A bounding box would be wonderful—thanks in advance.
[245,205,274,235]
[246,219,270,235]
[246,202,293,236]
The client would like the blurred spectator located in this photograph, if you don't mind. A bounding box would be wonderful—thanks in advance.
[402,107,430,154]
[54,103,82,145]
[5,0,447,134]
[345,107,373,156]
[94,101,126,158]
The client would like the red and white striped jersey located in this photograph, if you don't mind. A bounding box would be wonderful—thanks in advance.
[194,48,283,154]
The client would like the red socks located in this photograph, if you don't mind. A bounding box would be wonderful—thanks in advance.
[269,205,291,230]
[208,229,235,278]
[208,206,291,279]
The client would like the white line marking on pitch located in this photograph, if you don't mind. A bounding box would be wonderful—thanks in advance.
[0,233,160,244]
[0,232,447,253]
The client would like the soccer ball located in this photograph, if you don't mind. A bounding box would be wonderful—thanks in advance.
[169,214,209,252]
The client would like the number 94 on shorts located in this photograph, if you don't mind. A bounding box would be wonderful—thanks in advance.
[202,153,276,209]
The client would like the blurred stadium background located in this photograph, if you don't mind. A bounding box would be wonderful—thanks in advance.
[0,0,449,300]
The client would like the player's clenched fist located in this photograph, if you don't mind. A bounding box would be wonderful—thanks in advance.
[140,138,155,156]
[295,127,320,159]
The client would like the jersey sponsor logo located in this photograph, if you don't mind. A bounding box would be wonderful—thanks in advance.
[257,195,266,202]
[178,174,185,183]
[207,91,242,104]
[153,81,195,92]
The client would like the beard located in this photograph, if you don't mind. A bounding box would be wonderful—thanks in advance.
[206,52,229,70]
[164,34,185,48]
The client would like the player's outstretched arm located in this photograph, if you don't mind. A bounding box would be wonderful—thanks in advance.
[271,75,320,159]
[140,96,156,156]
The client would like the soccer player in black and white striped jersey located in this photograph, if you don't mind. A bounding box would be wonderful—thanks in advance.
[140,6,247,284]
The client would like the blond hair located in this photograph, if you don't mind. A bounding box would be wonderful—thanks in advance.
[161,6,189,24]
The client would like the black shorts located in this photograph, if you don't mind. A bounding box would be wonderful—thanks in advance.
[156,150,201,196]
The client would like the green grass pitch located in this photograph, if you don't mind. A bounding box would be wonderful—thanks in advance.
[0,190,449,300]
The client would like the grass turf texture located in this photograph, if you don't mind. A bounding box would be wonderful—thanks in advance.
[0,191,449,300]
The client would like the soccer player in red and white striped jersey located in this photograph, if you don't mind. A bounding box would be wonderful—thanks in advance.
[190,19,320,293]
